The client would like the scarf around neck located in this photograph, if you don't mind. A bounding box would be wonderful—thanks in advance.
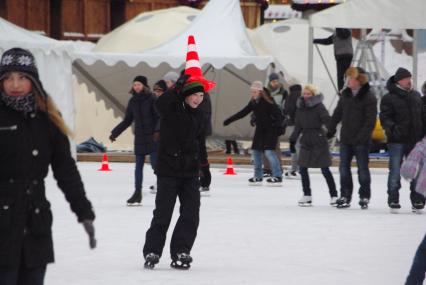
[1,92,36,115]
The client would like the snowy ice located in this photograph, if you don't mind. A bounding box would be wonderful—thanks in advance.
[43,162,424,285]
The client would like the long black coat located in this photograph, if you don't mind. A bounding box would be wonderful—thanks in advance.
[290,94,332,168]
[328,83,377,145]
[198,92,212,137]
[225,97,282,150]
[0,101,95,268]
[380,76,424,146]
[111,89,159,155]
[155,89,207,178]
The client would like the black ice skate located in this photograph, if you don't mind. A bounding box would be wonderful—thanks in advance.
[411,201,424,214]
[199,186,210,197]
[248,177,263,186]
[144,253,160,269]
[126,192,142,206]
[170,253,193,270]
[336,197,351,209]
[262,169,272,178]
[388,202,401,214]
[359,198,369,210]
[266,176,282,186]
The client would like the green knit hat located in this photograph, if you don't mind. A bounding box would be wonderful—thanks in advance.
[182,81,204,97]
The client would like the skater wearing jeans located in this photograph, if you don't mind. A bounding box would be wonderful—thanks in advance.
[380,67,426,212]
[223,81,283,185]
[327,67,377,209]
[289,84,337,206]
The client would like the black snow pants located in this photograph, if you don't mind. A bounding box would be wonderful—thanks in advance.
[143,176,200,260]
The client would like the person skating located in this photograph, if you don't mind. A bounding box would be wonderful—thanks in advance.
[327,67,377,209]
[109,76,159,205]
[143,35,215,270]
[380,68,425,213]
[223,81,284,185]
[290,84,338,206]
[0,48,96,284]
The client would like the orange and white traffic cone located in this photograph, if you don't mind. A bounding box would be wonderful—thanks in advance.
[98,153,112,171]
[224,156,236,175]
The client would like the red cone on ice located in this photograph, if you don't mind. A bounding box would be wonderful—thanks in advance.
[98,153,112,171]
[224,156,236,175]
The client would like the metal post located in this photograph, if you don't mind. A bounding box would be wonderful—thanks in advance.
[308,27,314,83]
[413,29,418,90]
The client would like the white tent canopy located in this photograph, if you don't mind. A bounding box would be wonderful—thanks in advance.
[0,17,75,131]
[310,0,426,29]
[73,0,275,142]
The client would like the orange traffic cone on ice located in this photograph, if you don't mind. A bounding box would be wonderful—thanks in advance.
[98,153,112,171]
[224,157,236,175]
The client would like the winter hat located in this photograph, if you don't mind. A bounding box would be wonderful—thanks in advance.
[183,35,216,93]
[250,81,264,91]
[182,81,204,97]
[394,67,412,82]
[163,71,179,83]
[345,66,369,85]
[133,75,148,87]
[0,47,47,98]
[303,84,318,96]
[268,72,279,82]
[153,80,167,92]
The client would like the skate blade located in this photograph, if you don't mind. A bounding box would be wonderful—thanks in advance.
[360,205,369,210]
[390,208,399,214]
[298,203,312,207]
[412,209,423,214]
[127,202,142,207]
[330,204,338,207]
[200,192,211,197]
[266,183,282,187]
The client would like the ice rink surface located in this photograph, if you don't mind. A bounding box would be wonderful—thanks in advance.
[44,162,425,285]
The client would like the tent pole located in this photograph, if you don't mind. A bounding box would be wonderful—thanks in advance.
[308,27,314,84]
[413,29,418,90]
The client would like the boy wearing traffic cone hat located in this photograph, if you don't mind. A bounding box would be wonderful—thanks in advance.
[143,35,216,270]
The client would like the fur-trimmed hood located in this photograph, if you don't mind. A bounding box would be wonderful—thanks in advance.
[297,93,324,108]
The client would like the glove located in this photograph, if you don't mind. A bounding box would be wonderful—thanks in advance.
[82,220,97,249]
[199,163,211,188]
[223,118,232,126]
[289,141,296,154]
[175,74,191,93]
[326,132,335,140]
[250,116,256,127]
[109,134,116,143]
[153,132,160,142]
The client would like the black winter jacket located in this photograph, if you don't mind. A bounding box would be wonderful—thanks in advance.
[111,89,159,155]
[290,94,332,168]
[154,89,207,178]
[198,92,212,137]
[0,101,95,268]
[380,76,424,145]
[284,84,302,126]
[225,97,282,150]
[328,83,377,145]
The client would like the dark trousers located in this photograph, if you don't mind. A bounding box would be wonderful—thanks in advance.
[336,55,353,91]
[0,265,46,285]
[143,176,200,259]
[339,144,371,202]
[225,140,239,154]
[299,167,338,197]
[406,232,426,285]
[135,150,157,192]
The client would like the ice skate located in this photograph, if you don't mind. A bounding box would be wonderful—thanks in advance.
[266,176,282,186]
[388,202,401,214]
[359,198,369,210]
[144,253,160,269]
[199,186,211,196]
[411,201,424,214]
[126,192,142,206]
[170,253,192,270]
[248,177,263,186]
[284,170,300,180]
[262,169,272,178]
[336,197,350,209]
[298,196,312,207]
[149,185,157,194]
[330,197,338,207]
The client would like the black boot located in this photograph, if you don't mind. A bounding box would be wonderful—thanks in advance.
[127,191,142,206]
[170,253,193,270]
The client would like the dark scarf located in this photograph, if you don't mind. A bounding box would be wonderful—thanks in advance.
[1,92,36,115]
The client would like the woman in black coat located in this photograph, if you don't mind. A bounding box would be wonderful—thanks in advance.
[110,76,159,205]
[223,81,283,185]
[0,48,95,285]
[289,84,337,206]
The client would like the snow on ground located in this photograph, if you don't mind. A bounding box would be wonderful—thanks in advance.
[44,162,424,285]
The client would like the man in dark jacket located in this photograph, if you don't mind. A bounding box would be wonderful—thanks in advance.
[328,67,377,209]
[314,28,353,91]
[143,71,212,269]
[109,76,159,205]
[380,67,426,211]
